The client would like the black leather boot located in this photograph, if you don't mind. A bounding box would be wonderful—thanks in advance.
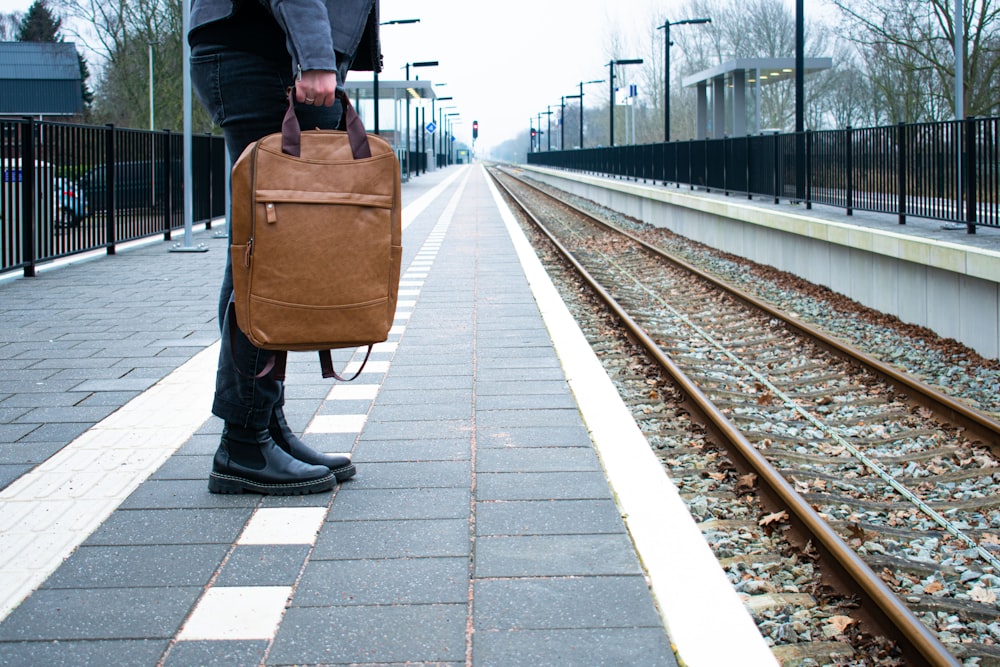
[209,424,336,495]
[269,406,357,482]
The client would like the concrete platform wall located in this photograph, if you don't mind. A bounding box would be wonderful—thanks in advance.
[522,166,1000,360]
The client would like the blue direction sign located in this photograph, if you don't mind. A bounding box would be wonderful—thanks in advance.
[425,121,437,133]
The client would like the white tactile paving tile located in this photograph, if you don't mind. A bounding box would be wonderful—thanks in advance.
[237,507,328,545]
[326,384,381,401]
[305,414,368,434]
[177,586,292,640]
[0,342,219,621]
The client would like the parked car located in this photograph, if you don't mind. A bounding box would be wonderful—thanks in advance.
[52,177,89,227]
[78,160,182,212]
[0,159,89,229]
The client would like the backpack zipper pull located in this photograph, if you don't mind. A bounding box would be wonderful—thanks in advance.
[245,237,253,267]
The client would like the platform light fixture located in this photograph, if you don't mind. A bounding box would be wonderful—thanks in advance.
[657,17,711,142]
[373,18,420,135]
[608,59,643,147]
[576,79,603,149]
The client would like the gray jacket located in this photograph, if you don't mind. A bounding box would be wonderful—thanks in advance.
[189,0,379,73]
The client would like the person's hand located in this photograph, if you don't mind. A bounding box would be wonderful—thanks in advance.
[296,69,337,106]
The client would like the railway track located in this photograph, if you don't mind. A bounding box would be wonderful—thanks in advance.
[487,165,1000,667]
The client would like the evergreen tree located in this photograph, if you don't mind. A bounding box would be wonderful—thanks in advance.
[16,0,61,42]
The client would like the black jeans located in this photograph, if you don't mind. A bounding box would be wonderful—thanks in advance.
[191,43,346,429]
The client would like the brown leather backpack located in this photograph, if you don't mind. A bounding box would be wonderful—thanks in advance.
[229,89,401,380]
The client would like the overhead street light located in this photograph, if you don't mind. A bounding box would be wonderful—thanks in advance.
[608,59,643,147]
[374,18,420,135]
[403,60,438,180]
[657,17,711,142]
[561,94,580,149]
[577,79,603,149]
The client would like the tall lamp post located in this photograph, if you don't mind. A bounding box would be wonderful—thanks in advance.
[374,18,419,135]
[147,40,159,130]
[577,79,603,149]
[657,17,711,142]
[561,94,580,149]
[608,58,642,146]
[403,60,437,180]
[537,110,552,151]
[434,94,452,168]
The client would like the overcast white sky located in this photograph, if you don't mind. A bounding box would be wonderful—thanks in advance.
[0,0,833,151]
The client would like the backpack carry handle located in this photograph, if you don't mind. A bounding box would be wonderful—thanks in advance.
[281,87,372,160]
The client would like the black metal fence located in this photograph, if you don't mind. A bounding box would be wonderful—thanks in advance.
[528,117,999,233]
[1,117,227,277]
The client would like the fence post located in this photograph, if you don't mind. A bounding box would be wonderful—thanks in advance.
[163,129,172,240]
[723,136,729,196]
[747,135,752,200]
[965,116,977,234]
[773,134,780,204]
[20,118,36,277]
[105,124,117,254]
[805,130,813,210]
[897,122,906,225]
[846,126,853,216]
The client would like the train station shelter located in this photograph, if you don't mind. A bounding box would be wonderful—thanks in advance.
[0,42,83,119]
[682,57,832,138]
[342,79,444,169]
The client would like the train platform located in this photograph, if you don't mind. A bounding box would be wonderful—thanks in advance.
[0,164,776,666]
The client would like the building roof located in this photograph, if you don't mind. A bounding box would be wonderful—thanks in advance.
[0,41,83,116]
[682,57,833,88]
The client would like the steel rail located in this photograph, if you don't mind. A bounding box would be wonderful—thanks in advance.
[488,167,960,667]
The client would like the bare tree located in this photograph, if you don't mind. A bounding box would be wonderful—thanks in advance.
[832,0,1000,120]
[53,0,209,130]
[0,12,22,40]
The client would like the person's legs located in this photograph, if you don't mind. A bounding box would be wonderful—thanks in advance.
[191,44,349,493]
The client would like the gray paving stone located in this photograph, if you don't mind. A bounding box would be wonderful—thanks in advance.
[474,576,663,630]
[474,366,568,382]
[75,390,142,406]
[311,399,372,416]
[379,374,473,391]
[0,463,32,489]
[475,392,579,411]
[0,440,64,465]
[269,604,467,665]
[375,389,470,406]
[369,399,471,423]
[176,433,221,456]
[120,479,262,510]
[346,461,470,489]
[353,439,470,463]
[476,447,599,473]
[151,454,212,480]
[164,640,267,667]
[84,508,253,546]
[475,380,570,396]
[314,518,469,559]
[381,363,472,378]
[476,408,586,429]
[475,534,644,578]
[476,500,625,536]
[13,405,118,424]
[70,378,159,392]
[294,557,468,606]
[0,587,200,640]
[215,545,310,587]
[473,627,676,667]
[477,425,591,448]
[17,421,89,442]
[0,639,168,666]
[329,488,470,521]
[43,544,228,589]
[361,418,471,441]
[476,472,614,501]
[0,423,38,443]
